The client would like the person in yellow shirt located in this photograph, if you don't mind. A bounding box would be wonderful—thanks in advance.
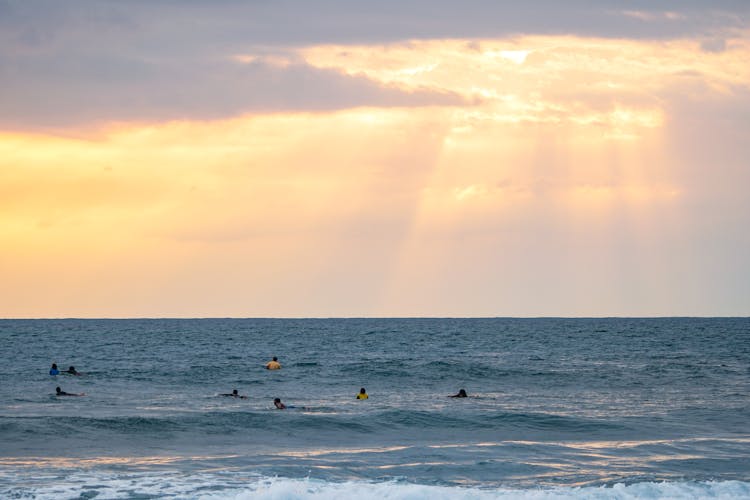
[265,357,281,370]
[356,387,368,399]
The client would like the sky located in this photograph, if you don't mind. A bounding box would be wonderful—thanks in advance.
[1,0,749,318]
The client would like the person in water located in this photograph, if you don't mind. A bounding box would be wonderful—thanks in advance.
[221,389,247,399]
[273,398,286,409]
[55,386,83,397]
[265,357,281,370]
[450,389,468,398]
[49,363,59,376]
[356,387,369,399]
[64,366,81,376]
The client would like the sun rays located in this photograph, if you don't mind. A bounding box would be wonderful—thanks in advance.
[2,31,749,316]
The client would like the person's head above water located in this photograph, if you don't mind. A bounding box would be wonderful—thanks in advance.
[360,388,366,394]
[273,398,286,409]
[55,386,82,396]
[51,363,57,369]
[272,357,278,362]
[232,389,238,396]
[68,366,76,372]
[457,389,467,397]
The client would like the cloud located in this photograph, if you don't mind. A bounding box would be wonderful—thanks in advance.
[701,38,728,52]
[620,10,686,22]
[0,55,462,130]
[2,1,745,46]
[0,1,747,129]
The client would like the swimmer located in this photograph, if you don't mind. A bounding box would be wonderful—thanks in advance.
[272,398,309,410]
[220,389,247,399]
[55,386,84,397]
[265,357,281,370]
[356,387,369,400]
[64,366,81,376]
[449,389,468,398]
[49,363,59,376]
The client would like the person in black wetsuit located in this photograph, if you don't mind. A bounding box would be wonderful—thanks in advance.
[56,386,83,396]
[221,389,247,399]
[64,366,81,376]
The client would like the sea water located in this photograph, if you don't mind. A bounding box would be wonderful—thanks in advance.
[0,318,748,499]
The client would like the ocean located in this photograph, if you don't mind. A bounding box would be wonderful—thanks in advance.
[0,318,748,499]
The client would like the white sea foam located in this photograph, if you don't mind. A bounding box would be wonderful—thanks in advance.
[206,478,750,500]
[5,475,750,500]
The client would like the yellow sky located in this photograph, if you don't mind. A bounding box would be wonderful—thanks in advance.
[2,34,749,317]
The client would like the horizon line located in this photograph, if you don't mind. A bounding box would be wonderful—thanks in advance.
[1,315,748,321]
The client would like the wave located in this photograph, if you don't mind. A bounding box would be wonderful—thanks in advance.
[338,359,644,389]
[0,409,624,440]
[3,475,749,499]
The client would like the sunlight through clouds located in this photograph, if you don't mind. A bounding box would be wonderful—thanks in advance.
[1,18,749,316]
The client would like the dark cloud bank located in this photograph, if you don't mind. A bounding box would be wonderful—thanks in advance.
[0,0,747,128]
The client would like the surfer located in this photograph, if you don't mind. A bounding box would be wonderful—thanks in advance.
[450,389,468,398]
[64,366,81,376]
[356,387,369,399]
[265,357,281,370]
[49,363,59,376]
[272,398,310,410]
[55,386,83,397]
[220,389,247,399]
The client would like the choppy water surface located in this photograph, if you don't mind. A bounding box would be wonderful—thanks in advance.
[1,318,748,498]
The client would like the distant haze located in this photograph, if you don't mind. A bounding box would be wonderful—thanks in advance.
[1,1,749,317]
